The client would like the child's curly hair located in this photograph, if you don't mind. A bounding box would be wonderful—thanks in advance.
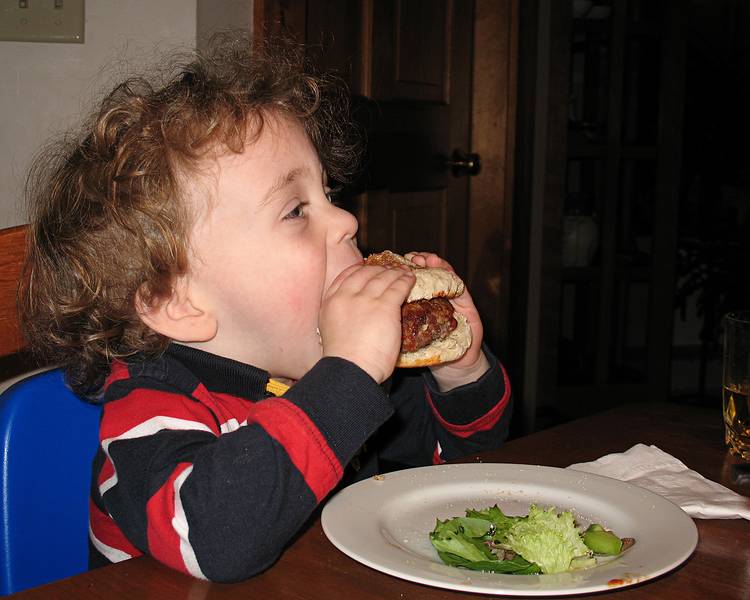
[18,33,362,398]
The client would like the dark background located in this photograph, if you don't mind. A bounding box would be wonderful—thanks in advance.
[508,0,750,434]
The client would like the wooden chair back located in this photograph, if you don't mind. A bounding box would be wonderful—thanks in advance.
[0,225,28,358]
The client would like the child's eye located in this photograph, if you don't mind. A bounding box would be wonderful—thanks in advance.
[283,201,308,220]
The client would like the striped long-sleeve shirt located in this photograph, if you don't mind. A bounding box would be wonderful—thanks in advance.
[89,343,512,582]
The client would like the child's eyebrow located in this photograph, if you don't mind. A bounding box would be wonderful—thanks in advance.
[260,166,308,207]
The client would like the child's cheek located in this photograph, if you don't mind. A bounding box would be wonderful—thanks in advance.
[283,288,319,324]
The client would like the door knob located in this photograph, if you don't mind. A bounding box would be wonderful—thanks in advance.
[443,149,481,177]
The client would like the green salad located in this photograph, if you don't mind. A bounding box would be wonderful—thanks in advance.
[429,504,634,575]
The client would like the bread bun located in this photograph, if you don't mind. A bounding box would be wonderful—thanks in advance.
[365,250,465,302]
[364,251,471,367]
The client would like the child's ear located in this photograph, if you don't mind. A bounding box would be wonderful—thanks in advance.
[136,277,218,343]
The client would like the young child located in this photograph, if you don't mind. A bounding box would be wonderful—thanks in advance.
[19,36,512,582]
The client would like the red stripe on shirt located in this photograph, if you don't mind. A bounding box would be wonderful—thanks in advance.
[146,462,193,573]
[243,398,343,502]
[97,457,115,488]
[425,364,511,439]
[100,389,220,441]
[105,361,131,387]
[194,385,256,430]
[90,499,142,557]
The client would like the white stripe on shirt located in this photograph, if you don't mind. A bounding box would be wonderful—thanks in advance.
[172,465,207,579]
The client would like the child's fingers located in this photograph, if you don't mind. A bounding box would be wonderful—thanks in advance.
[404,251,427,266]
[376,269,417,303]
[404,251,454,272]
[326,264,413,300]
[325,262,365,298]
[341,265,399,296]
[357,265,414,299]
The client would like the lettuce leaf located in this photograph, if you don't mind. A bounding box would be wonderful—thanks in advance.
[429,517,494,563]
[504,505,592,574]
[465,504,525,541]
[436,551,541,574]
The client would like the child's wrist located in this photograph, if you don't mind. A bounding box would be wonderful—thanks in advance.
[429,351,491,392]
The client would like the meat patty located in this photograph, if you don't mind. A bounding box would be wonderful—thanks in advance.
[401,298,458,353]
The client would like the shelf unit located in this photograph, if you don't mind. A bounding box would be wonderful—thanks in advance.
[513,0,688,430]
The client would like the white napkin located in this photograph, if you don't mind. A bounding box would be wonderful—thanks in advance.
[567,443,750,520]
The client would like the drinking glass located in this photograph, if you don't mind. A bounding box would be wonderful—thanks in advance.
[722,311,750,460]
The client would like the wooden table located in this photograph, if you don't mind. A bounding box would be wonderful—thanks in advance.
[12,402,750,599]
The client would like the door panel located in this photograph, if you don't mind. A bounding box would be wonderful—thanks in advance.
[365,189,448,257]
[372,0,451,103]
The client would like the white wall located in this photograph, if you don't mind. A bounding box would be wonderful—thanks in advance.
[0,0,198,228]
[197,0,254,52]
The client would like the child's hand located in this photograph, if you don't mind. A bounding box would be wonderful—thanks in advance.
[319,263,416,384]
[405,252,491,391]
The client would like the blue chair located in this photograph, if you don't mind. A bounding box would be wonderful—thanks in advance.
[0,368,101,595]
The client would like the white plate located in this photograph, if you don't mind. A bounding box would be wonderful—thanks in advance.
[321,463,698,596]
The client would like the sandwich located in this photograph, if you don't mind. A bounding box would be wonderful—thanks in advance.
[364,251,472,367]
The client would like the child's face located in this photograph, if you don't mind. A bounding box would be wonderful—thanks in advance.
[184,113,362,379]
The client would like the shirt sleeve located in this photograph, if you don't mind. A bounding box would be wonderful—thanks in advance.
[96,357,392,583]
[378,346,512,467]
[422,347,512,462]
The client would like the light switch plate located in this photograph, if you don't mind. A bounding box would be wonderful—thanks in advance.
[0,0,84,43]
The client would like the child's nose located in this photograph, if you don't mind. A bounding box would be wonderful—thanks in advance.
[329,204,359,243]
